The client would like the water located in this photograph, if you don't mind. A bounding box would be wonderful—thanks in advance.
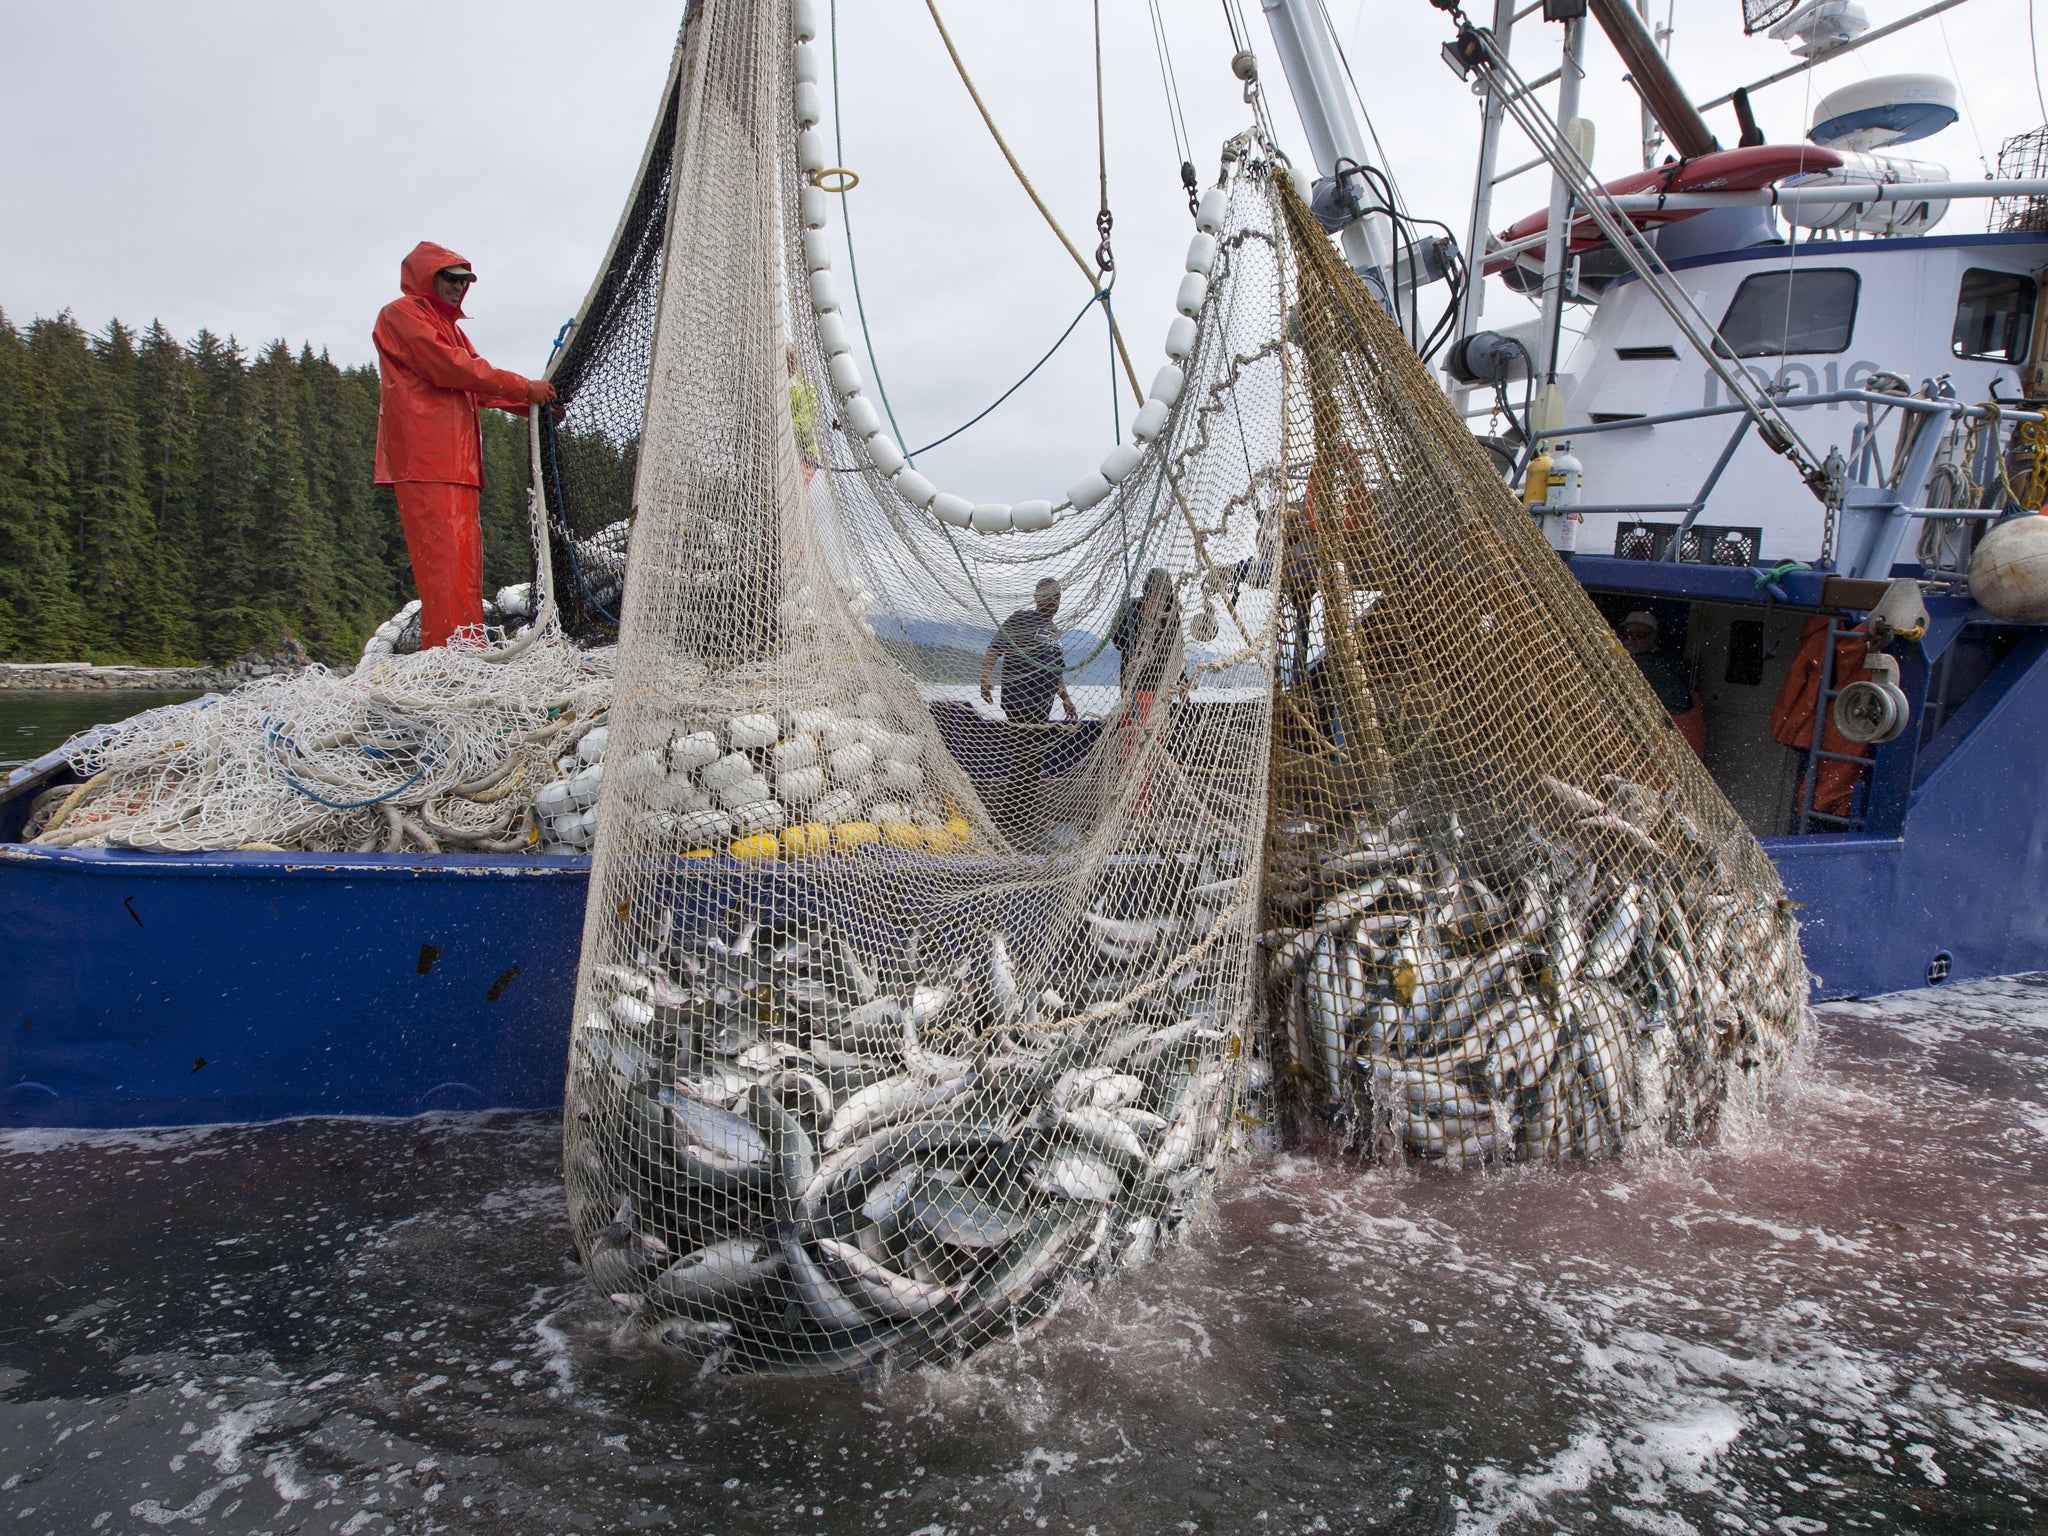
[2,980,2042,1534]
[0,691,202,774]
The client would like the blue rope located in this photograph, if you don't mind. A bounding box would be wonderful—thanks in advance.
[284,764,426,810]
[1105,287,1121,444]
[906,288,1108,458]
[547,317,574,368]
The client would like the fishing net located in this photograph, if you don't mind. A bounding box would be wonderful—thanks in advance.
[26,637,611,853]
[536,24,694,643]
[561,0,1285,1377]
[1261,177,1809,1169]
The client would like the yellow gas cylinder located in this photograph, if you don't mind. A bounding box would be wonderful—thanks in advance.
[1522,451,1553,508]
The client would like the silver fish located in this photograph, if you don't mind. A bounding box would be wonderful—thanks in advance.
[782,1236,872,1332]
[825,1072,972,1152]
[909,1183,1031,1249]
[816,1236,952,1320]
[1032,1149,1124,1203]
[653,1239,781,1310]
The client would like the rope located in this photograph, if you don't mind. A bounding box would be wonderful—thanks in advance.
[922,0,1143,403]
[906,288,1110,458]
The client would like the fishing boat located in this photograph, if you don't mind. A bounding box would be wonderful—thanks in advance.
[7,0,2046,1131]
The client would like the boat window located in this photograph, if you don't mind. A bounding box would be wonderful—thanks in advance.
[1951,268,2037,362]
[1711,268,1859,357]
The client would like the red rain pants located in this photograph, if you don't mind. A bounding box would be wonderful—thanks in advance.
[395,481,484,649]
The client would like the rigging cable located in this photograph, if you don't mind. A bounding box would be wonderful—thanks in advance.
[923,0,1144,402]
[1092,0,1122,443]
[1145,0,1201,212]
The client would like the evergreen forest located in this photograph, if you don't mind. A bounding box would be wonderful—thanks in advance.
[0,308,535,667]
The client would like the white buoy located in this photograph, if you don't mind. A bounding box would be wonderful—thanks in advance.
[895,468,938,508]
[669,730,720,772]
[932,492,975,526]
[1184,233,1218,275]
[800,185,829,229]
[1131,399,1171,442]
[1195,187,1227,233]
[829,742,875,782]
[812,787,861,824]
[1164,315,1198,361]
[778,764,826,802]
[728,713,780,750]
[791,707,836,734]
[1175,273,1210,318]
[672,809,733,848]
[794,80,822,128]
[772,735,818,771]
[578,724,610,764]
[842,392,880,435]
[1067,470,1113,510]
[809,271,840,312]
[791,0,819,41]
[828,353,862,397]
[802,228,833,273]
[866,434,906,476]
[737,800,788,835]
[1149,364,1185,406]
[970,504,1014,534]
[717,774,774,811]
[1100,442,1143,484]
[700,751,752,791]
[793,41,820,85]
[877,758,923,793]
[1970,514,2048,622]
[1011,500,1056,531]
[816,310,852,358]
[570,762,605,809]
[798,127,827,173]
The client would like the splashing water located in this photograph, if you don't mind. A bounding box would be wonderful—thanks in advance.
[1,977,2041,1533]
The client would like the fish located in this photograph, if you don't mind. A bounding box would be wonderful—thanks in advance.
[824,1072,972,1152]
[1057,1105,1149,1164]
[815,1236,952,1320]
[652,1239,781,1311]
[860,1164,922,1226]
[990,932,1024,1024]
[781,1235,873,1332]
[1032,1149,1124,1203]
[659,1087,770,1168]
[1542,775,1605,817]
[907,1183,1032,1249]
[1082,913,1179,951]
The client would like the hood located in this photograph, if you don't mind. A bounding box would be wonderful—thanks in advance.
[399,241,471,316]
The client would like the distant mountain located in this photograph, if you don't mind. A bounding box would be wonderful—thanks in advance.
[871,613,1123,686]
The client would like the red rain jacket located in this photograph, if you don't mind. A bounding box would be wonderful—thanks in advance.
[372,241,531,487]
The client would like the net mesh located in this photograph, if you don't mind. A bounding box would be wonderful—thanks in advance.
[1742,0,1801,36]
[1262,178,1808,1168]
[560,0,1284,1377]
[539,26,692,643]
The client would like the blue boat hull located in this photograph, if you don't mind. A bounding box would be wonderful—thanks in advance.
[0,845,589,1127]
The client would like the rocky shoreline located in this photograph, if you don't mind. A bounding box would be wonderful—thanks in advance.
[0,641,315,692]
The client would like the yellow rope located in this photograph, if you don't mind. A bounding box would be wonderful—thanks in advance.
[921,0,1145,405]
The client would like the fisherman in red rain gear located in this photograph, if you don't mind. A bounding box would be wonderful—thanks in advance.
[372,242,556,649]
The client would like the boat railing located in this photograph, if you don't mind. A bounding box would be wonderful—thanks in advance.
[1529,390,2043,577]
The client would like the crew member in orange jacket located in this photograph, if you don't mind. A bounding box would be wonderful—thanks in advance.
[373,241,555,649]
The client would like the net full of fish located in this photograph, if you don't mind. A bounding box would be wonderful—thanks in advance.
[562,855,1261,1378]
[1263,774,1807,1168]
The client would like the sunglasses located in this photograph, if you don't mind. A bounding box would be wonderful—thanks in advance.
[439,272,477,286]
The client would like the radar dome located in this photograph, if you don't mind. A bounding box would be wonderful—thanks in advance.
[1809,74,1958,151]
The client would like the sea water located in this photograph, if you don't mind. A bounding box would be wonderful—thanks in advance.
[1,979,2042,1534]
[0,691,202,775]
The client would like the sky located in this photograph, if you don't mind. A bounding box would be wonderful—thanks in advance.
[4,0,2045,505]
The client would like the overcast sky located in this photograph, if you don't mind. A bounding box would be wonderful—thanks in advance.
[3,0,2041,503]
